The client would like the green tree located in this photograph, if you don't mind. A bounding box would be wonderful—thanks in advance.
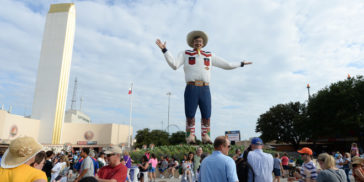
[256,102,307,149]
[135,128,152,148]
[150,130,170,146]
[169,131,186,145]
[307,76,364,141]
[134,128,170,148]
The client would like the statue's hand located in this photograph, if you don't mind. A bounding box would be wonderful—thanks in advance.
[156,39,167,50]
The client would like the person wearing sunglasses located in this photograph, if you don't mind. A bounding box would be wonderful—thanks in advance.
[290,147,318,182]
[96,146,127,182]
[198,136,238,182]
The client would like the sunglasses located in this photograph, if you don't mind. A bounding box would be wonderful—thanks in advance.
[107,153,116,157]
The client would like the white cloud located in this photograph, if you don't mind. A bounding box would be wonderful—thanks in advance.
[1,0,364,141]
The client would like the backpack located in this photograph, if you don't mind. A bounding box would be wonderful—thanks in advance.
[236,152,255,182]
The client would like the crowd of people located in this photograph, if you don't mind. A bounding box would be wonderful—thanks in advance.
[0,136,364,182]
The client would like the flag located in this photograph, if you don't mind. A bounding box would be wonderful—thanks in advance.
[128,87,132,95]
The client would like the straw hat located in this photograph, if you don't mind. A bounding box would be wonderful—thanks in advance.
[186,30,208,48]
[352,156,364,165]
[1,136,43,168]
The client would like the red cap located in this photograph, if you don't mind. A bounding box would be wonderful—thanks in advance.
[297,147,313,155]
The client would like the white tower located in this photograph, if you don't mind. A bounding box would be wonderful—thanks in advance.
[32,3,76,144]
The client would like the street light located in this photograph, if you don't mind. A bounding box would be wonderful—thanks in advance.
[307,83,311,100]
[166,92,172,134]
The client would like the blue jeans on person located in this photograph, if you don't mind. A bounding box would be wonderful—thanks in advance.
[344,168,350,182]
[184,84,211,119]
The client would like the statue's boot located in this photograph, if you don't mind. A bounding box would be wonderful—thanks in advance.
[186,118,196,144]
[201,118,212,144]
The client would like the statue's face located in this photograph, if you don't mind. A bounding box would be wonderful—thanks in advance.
[193,37,204,50]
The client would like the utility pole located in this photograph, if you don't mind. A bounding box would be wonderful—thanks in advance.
[166,92,172,134]
[79,96,83,111]
[71,77,78,110]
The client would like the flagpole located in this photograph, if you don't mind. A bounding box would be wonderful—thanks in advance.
[128,82,133,149]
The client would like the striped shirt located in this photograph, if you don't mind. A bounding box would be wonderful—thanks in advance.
[300,160,317,182]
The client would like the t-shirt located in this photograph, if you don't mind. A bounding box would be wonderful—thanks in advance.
[273,158,281,169]
[97,163,127,182]
[317,169,346,182]
[148,158,158,168]
[299,160,317,182]
[160,160,168,169]
[281,156,289,166]
[123,155,132,168]
[335,158,343,169]
[81,156,95,178]
[97,157,106,168]
[194,155,201,172]
[42,159,53,178]
[51,162,66,182]
[343,158,350,169]
[0,164,47,182]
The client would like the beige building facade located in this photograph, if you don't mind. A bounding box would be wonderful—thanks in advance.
[64,110,91,123]
[0,110,132,148]
[0,110,40,143]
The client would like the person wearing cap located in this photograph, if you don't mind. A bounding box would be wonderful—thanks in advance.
[96,146,127,182]
[246,137,273,182]
[351,156,364,181]
[198,136,238,182]
[290,147,318,182]
[156,31,252,144]
[0,136,47,182]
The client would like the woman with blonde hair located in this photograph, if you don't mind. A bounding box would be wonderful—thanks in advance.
[53,155,70,182]
[317,153,346,182]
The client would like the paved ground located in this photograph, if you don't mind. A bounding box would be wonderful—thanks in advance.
[151,175,355,182]
[68,171,355,181]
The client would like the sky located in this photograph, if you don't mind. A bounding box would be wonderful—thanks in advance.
[1,0,364,141]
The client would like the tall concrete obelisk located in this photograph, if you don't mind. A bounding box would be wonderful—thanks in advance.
[32,3,76,144]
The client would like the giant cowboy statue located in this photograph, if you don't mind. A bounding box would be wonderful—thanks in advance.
[156,30,252,144]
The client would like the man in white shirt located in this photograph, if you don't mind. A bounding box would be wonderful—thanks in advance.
[247,137,274,182]
[156,31,252,144]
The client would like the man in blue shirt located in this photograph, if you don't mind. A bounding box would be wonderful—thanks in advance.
[247,137,274,182]
[198,136,238,182]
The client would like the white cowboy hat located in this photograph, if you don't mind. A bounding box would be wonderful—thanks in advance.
[1,136,43,168]
[104,146,123,154]
[186,30,208,48]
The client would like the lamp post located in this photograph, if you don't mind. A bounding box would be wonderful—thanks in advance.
[166,92,172,134]
[307,83,311,100]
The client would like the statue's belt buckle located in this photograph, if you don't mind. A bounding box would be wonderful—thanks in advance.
[195,81,203,86]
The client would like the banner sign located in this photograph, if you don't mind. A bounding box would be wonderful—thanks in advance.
[225,130,240,142]
[77,141,97,145]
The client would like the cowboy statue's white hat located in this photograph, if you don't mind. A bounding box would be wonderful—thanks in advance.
[186,30,208,48]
